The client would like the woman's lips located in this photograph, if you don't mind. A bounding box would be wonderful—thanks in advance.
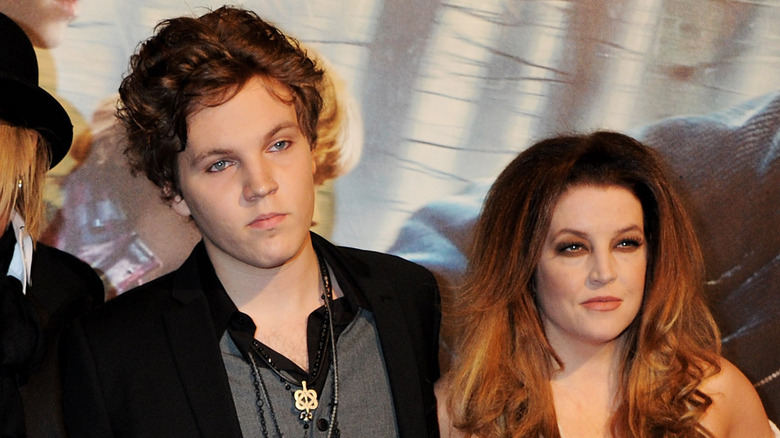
[581,296,622,311]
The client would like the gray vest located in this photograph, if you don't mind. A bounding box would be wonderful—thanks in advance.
[221,308,399,437]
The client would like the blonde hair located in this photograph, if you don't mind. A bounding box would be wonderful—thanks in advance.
[0,124,51,241]
[311,55,362,185]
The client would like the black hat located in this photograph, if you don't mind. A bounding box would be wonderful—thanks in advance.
[0,12,72,168]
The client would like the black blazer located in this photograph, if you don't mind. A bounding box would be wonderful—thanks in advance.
[20,243,105,438]
[62,233,441,437]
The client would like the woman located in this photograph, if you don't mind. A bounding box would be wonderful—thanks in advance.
[0,12,102,437]
[0,0,80,48]
[438,131,776,437]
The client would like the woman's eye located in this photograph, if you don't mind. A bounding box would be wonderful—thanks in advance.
[556,242,585,254]
[616,238,643,250]
[208,160,232,172]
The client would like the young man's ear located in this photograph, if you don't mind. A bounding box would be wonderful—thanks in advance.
[166,185,191,218]
[171,194,192,218]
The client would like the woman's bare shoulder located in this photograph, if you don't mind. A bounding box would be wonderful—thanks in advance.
[436,377,470,438]
[699,357,774,437]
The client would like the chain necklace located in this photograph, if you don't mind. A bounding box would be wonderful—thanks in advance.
[248,251,340,438]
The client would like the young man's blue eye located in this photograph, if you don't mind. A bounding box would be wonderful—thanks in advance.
[270,140,290,152]
[208,160,230,172]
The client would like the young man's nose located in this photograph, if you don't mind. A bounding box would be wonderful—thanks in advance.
[242,161,278,201]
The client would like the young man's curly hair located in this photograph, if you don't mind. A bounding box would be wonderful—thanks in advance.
[117,6,324,202]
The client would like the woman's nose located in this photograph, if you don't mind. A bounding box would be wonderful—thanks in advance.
[587,250,617,287]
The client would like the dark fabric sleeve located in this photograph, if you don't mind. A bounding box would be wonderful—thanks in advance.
[19,244,105,438]
[60,319,114,438]
[0,276,44,437]
[420,267,442,438]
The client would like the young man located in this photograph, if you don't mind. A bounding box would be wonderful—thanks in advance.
[60,6,440,438]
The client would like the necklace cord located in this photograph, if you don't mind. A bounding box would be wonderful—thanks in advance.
[317,251,339,438]
[247,249,339,438]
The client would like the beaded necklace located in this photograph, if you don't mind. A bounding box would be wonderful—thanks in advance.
[247,251,339,438]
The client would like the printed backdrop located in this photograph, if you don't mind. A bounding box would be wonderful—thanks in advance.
[21,0,780,422]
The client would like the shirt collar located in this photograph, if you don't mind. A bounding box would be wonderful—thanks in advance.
[7,212,33,294]
[201,235,365,339]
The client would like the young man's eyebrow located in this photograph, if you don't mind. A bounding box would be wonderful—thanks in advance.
[187,148,234,168]
[263,121,299,142]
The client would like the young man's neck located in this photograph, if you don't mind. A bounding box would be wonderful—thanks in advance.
[207,239,322,314]
[207,238,324,370]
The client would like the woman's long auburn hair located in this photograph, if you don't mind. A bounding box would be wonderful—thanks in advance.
[446,131,721,437]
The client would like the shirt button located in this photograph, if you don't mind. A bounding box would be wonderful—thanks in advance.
[316,418,328,431]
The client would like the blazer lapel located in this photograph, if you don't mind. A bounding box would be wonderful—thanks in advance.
[367,284,427,437]
[162,253,243,438]
[314,234,427,437]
